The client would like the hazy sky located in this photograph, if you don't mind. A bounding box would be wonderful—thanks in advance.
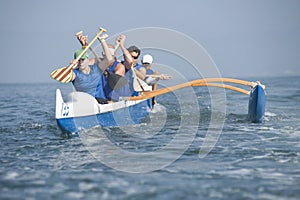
[0,0,299,83]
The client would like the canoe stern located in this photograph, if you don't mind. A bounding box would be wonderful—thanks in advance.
[248,83,266,123]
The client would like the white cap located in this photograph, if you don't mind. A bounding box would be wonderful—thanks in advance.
[142,54,153,64]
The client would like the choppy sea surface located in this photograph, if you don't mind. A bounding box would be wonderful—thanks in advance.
[0,76,299,200]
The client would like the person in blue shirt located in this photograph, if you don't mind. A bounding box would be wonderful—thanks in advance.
[139,54,171,86]
[115,35,145,95]
[137,54,172,106]
[71,34,114,104]
[101,44,131,101]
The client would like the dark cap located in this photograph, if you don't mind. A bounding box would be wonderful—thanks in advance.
[127,45,141,55]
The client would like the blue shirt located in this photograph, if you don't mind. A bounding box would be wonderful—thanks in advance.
[72,63,106,99]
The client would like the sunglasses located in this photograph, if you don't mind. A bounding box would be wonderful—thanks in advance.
[79,58,86,61]
[131,55,139,59]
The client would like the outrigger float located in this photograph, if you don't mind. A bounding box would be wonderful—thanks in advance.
[55,78,266,135]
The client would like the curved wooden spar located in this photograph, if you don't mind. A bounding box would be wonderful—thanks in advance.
[123,78,251,101]
[192,82,250,95]
[190,78,254,86]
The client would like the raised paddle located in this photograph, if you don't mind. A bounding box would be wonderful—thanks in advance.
[50,27,107,83]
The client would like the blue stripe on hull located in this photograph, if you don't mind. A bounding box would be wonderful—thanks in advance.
[57,99,151,134]
[248,85,266,123]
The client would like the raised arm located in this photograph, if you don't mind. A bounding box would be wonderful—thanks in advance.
[117,35,134,69]
[98,34,114,65]
[76,32,116,71]
[76,32,99,65]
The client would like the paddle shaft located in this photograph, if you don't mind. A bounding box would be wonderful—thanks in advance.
[75,32,105,67]
[72,27,106,68]
[146,74,160,78]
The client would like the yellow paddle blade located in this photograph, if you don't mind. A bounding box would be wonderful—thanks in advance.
[50,66,73,83]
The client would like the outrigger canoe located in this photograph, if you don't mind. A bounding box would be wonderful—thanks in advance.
[55,78,266,135]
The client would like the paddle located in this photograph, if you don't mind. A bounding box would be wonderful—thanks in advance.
[50,27,107,83]
[132,68,152,92]
[122,78,254,101]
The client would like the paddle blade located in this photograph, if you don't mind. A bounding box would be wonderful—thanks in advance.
[107,71,128,90]
[133,77,152,92]
[50,66,73,83]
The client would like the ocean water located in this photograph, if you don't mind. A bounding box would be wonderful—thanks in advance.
[0,76,299,199]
